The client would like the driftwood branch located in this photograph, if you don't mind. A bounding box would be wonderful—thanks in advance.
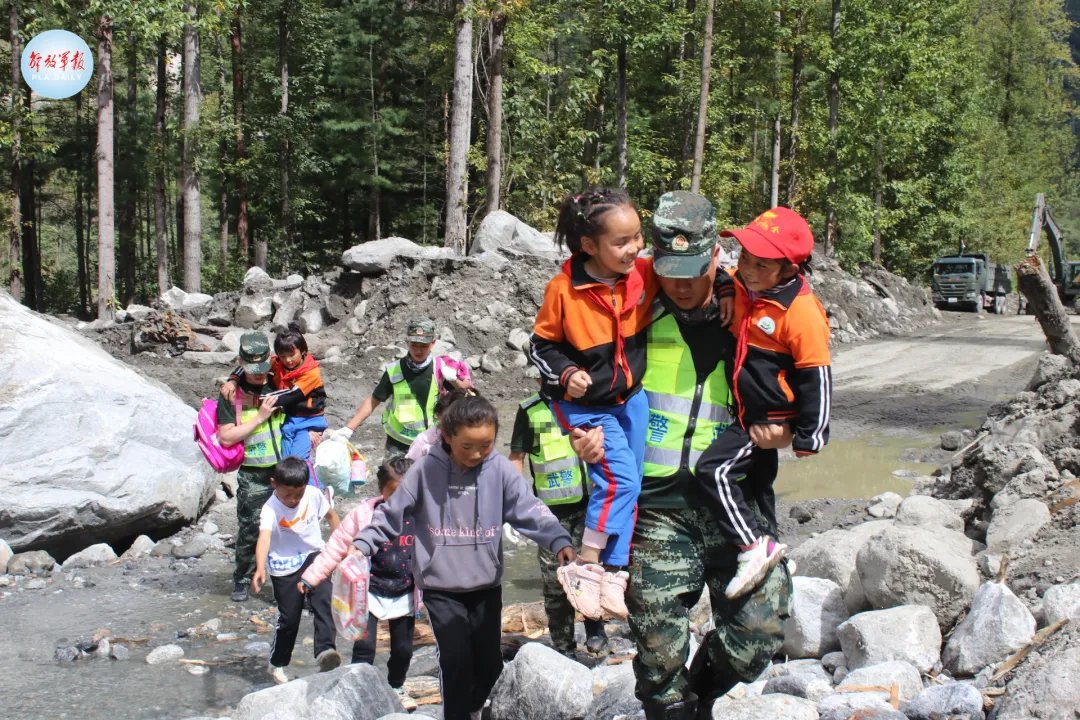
[1016,256,1080,363]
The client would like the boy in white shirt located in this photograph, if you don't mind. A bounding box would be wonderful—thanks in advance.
[252,456,342,684]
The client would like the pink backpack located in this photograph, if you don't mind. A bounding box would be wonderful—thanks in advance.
[434,355,473,394]
[194,396,245,473]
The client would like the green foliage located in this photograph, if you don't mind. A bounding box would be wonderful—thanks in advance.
[6,0,1080,310]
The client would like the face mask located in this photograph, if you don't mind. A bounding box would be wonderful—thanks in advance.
[659,291,721,327]
[405,354,433,372]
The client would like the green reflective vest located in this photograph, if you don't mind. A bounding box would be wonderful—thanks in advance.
[521,394,585,506]
[641,313,734,477]
[382,360,438,446]
[240,394,285,468]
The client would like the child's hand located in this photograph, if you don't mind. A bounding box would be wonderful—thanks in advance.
[556,546,577,565]
[718,296,734,326]
[251,568,266,594]
[567,370,593,399]
[256,394,278,420]
[220,379,237,401]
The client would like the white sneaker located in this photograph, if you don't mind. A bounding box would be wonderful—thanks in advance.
[269,664,289,685]
[394,686,418,711]
[724,537,787,599]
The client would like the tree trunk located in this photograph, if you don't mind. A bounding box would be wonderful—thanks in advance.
[444,0,473,254]
[872,153,883,263]
[118,35,137,304]
[615,38,628,189]
[824,0,840,255]
[182,0,202,292]
[368,41,381,240]
[230,12,249,264]
[96,15,116,320]
[216,34,228,268]
[21,84,38,309]
[690,0,714,193]
[770,114,780,208]
[153,35,170,294]
[8,0,22,302]
[1016,255,1080,363]
[75,92,89,316]
[278,4,289,266]
[785,8,804,204]
[484,10,506,216]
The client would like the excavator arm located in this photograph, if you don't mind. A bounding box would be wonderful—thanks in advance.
[1027,193,1066,287]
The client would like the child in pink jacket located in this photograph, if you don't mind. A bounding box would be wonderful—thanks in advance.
[300,455,419,710]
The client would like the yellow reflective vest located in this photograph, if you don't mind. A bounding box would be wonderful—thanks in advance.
[641,313,734,477]
[382,360,438,445]
[240,394,285,468]
[521,393,585,506]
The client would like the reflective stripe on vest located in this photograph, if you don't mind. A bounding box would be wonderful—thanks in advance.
[641,314,734,477]
[521,393,584,506]
[382,361,438,445]
[240,399,285,468]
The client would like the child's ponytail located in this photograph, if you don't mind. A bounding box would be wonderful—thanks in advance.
[554,187,632,254]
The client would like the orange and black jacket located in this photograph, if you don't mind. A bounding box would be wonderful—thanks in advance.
[716,269,831,454]
[529,254,658,406]
[231,353,326,417]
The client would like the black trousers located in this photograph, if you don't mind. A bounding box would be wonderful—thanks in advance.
[352,608,416,688]
[424,586,504,720]
[269,552,337,668]
[694,424,780,548]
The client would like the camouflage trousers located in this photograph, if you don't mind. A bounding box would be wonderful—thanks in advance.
[233,467,273,585]
[627,504,792,707]
[537,508,604,653]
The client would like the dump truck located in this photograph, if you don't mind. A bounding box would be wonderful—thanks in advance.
[931,253,1011,314]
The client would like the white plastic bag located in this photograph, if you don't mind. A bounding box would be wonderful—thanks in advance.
[331,553,370,641]
[315,437,352,489]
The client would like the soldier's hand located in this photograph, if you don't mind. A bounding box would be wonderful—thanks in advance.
[256,394,278,420]
[718,296,734,326]
[570,426,605,464]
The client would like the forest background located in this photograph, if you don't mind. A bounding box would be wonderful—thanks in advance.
[2,0,1079,319]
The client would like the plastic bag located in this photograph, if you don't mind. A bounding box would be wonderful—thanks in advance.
[331,553,370,641]
[315,437,352,489]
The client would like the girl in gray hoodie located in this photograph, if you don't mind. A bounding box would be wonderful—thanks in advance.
[353,395,576,720]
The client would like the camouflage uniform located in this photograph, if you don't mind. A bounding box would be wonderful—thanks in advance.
[233,466,273,584]
[537,507,604,654]
[628,190,793,717]
[627,503,792,710]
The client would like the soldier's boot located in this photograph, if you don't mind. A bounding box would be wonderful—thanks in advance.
[642,694,698,720]
[686,631,722,712]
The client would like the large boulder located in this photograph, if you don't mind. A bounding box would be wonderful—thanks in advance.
[160,286,214,322]
[707,694,819,720]
[836,660,922,703]
[789,521,891,613]
[341,237,461,275]
[894,495,964,532]
[837,605,941,673]
[489,643,592,720]
[782,576,849,658]
[985,499,1051,552]
[0,293,217,556]
[235,294,274,329]
[855,523,979,629]
[585,661,641,720]
[234,663,402,720]
[1042,582,1080,625]
[468,210,561,261]
[988,623,1080,720]
[906,683,985,720]
[942,581,1035,676]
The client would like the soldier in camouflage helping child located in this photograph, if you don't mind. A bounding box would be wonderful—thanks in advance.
[571,192,805,720]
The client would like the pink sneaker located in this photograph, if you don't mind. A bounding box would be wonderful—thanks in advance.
[556,562,605,619]
[600,570,630,619]
[724,536,787,599]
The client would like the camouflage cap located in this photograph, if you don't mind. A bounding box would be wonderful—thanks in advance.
[650,191,718,278]
[238,331,271,375]
[406,318,436,344]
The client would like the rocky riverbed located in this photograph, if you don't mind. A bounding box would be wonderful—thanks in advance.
[2,213,1077,719]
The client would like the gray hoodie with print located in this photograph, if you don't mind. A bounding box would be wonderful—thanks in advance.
[353,442,572,593]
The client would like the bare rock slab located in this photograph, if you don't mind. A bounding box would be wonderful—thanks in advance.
[234,663,402,720]
[783,576,850,659]
[942,581,1035,677]
[985,499,1051,552]
[489,642,591,720]
[856,523,979,629]
[895,495,964,532]
[837,605,941,673]
[708,693,819,720]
